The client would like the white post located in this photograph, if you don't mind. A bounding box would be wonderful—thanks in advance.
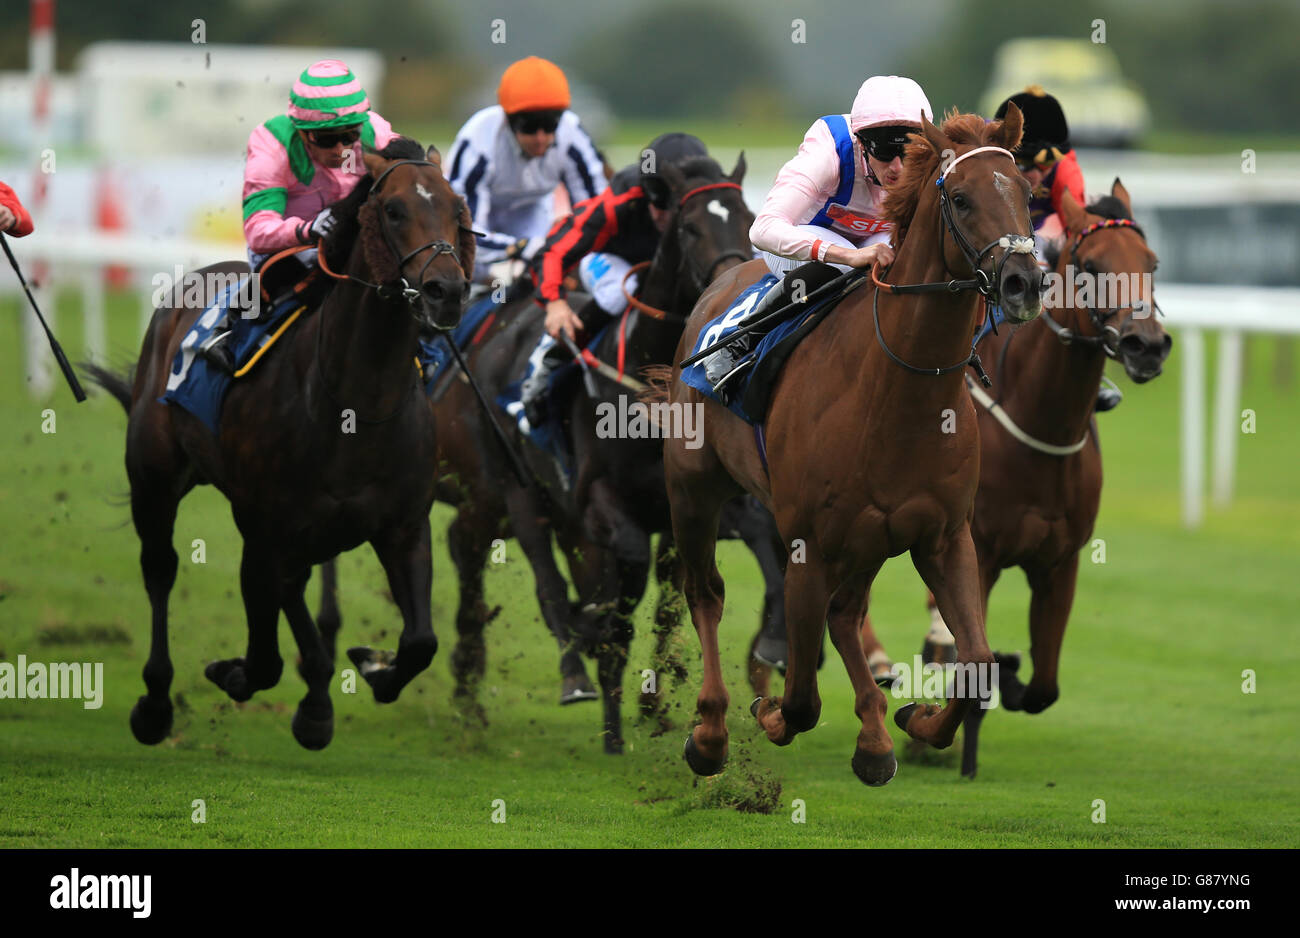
[1211,330,1243,508]
[80,265,106,364]
[24,0,55,398]
[1181,327,1206,528]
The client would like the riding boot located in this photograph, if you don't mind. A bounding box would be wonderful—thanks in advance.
[702,281,789,393]
[522,338,571,428]
[198,329,236,376]
[1096,385,1123,412]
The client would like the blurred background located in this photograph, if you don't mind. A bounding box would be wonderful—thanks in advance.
[0,0,1296,529]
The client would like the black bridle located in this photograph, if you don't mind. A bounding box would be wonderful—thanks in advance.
[872,145,1036,386]
[325,158,475,315]
[1039,216,1160,359]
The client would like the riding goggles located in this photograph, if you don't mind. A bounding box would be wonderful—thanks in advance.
[307,127,362,148]
[857,126,913,164]
[510,110,562,135]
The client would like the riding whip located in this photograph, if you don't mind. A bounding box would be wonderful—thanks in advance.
[1,232,87,402]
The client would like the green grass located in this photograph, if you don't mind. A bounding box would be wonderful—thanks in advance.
[0,291,1297,847]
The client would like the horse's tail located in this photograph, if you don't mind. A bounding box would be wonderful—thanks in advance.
[82,361,135,414]
[638,364,674,406]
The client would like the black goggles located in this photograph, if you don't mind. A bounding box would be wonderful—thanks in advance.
[510,110,562,135]
[857,129,911,164]
[306,127,361,148]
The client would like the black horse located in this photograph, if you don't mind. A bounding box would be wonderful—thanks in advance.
[86,138,475,750]
[316,153,790,751]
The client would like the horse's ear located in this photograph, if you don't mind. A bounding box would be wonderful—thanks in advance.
[426,145,443,170]
[1059,187,1088,235]
[1111,177,1132,214]
[659,161,687,196]
[920,111,950,156]
[994,101,1024,153]
[729,151,747,185]
[363,150,389,178]
[456,200,477,280]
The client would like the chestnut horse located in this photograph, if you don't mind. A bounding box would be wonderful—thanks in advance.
[894,180,1170,777]
[86,138,475,750]
[662,108,1044,785]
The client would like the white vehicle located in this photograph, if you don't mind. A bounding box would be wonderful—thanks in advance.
[980,39,1150,148]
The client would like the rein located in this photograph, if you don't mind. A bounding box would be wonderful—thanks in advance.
[1039,216,1157,358]
[868,146,1035,388]
[620,181,749,321]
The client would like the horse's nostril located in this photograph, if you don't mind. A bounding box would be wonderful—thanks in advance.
[1003,274,1026,298]
[1119,335,1146,358]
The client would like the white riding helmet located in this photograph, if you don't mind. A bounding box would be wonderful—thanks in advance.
[850,75,934,132]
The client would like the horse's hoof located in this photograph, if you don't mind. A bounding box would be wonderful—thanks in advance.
[291,704,334,751]
[749,696,764,718]
[347,648,403,703]
[560,673,599,705]
[1021,684,1058,714]
[872,662,900,688]
[129,695,173,745]
[752,636,787,673]
[604,736,625,756]
[683,734,726,776]
[851,748,898,787]
[994,650,1021,674]
[205,659,252,702]
[893,702,918,732]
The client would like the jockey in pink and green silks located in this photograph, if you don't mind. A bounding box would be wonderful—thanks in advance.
[241,59,399,269]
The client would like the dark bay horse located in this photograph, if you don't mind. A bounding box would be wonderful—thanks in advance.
[891,179,1170,776]
[661,108,1044,785]
[375,153,759,753]
[86,138,475,750]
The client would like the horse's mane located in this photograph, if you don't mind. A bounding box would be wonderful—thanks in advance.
[675,155,726,184]
[882,111,1010,249]
[1085,194,1132,222]
[320,136,427,279]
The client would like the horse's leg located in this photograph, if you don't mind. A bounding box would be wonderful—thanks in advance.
[316,559,341,667]
[921,590,957,665]
[824,572,897,786]
[736,501,788,694]
[959,554,1003,777]
[349,520,436,703]
[599,549,643,755]
[125,465,190,745]
[1016,556,1078,714]
[281,570,334,750]
[858,604,896,685]
[753,552,829,747]
[896,526,995,749]
[644,533,684,724]
[446,506,497,724]
[205,538,285,701]
[503,487,597,704]
[671,490,731,776]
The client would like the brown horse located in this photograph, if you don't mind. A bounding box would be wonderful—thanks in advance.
[662,107,1043,785]
[85,138,475,750]
[886,179,1170,776]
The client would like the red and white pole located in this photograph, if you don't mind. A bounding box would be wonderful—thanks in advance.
[25,0,55,396]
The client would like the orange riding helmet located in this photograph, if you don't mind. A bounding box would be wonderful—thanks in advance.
[497,57,571,115]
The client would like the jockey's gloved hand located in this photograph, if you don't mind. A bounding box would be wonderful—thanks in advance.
[299,208,336,243]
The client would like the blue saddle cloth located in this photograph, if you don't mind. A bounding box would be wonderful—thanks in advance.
[495,321,614,480]
[160,281,304,436]
[679,274,841,424]
[416,292,502,392]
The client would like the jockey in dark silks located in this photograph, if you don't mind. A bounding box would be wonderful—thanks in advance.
[519,132,711,426]
[996,86,1121,412]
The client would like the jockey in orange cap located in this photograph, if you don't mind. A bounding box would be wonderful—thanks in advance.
[445,56,607,286]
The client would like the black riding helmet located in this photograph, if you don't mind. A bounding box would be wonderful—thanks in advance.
[995,85,1071,168]
[639,132,709,209]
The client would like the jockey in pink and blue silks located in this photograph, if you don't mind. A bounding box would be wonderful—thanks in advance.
[200,60,399,373]
[703,75,933,391]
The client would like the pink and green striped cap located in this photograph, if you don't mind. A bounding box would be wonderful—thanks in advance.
[287,60,371,130]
